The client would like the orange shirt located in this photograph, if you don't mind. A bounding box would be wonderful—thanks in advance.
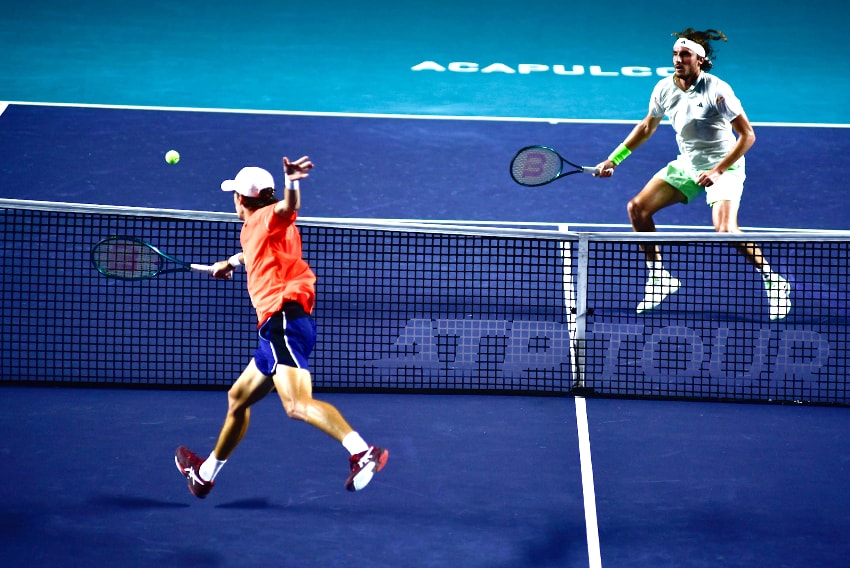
[240,205,316,325]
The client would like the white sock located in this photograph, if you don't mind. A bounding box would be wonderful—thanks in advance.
[647,259,666,279]
[199,452,226,482]
[758,262,774,280]
[342,431,369,456]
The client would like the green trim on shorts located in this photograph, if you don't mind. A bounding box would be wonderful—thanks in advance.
[655,162,741,204]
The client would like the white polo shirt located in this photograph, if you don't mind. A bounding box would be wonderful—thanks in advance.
[649,72,745,171]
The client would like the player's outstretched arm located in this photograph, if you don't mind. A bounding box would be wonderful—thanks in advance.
[276,155,314,215]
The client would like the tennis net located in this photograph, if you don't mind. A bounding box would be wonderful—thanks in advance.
[1,199,848,405]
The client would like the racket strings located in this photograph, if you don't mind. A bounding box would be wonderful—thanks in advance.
[93,241,160,279]
[511,148,562,185]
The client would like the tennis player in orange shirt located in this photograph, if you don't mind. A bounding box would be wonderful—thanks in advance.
[175,155,388,498]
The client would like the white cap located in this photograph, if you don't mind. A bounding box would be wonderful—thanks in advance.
[221,166,275,197]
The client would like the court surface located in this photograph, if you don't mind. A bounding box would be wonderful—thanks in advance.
[1,386,849,568]
[1,2,849,567]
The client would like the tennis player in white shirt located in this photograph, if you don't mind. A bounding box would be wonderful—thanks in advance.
[595,28,791,321]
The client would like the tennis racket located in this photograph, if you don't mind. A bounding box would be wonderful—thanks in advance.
[510,145,599,186]
[91,236,214,280]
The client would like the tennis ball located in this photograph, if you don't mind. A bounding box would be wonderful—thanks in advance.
[165,150,180,164]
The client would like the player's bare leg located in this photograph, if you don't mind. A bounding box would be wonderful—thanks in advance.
[274,366,389,491]
[628,179,685,313]
[213,361,276,459]
[273,365,353,441]
[712,200,791,320]
[175,360,274,497]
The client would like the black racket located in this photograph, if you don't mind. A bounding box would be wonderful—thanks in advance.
[91,236,213,280]
[510,145,599,186]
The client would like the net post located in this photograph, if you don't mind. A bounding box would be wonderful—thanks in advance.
[572,234,591,392]
[560,226,591,394]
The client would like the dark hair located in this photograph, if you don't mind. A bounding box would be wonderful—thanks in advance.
[240,188,278,210]
[672,28,727,71]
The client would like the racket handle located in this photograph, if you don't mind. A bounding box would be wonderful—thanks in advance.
[190,264,214,272]
[581,166,600,175]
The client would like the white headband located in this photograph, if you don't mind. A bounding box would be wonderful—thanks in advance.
[674,37,706,58]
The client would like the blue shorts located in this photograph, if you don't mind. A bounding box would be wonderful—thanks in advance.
[253,302,316,376]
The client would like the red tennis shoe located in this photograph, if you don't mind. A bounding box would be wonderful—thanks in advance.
[174,446,214,499]
[344,446,389,491]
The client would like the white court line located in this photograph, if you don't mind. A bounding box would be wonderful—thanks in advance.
[2,100,849,128]
[575,396,602,568]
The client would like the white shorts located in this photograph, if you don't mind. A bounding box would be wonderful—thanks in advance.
[655,158,746,206]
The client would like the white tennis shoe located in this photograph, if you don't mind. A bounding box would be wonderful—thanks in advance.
[764,274,792,320]
[636,272,681,314]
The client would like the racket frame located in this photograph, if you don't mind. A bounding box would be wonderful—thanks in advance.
[510,145,597,187]
[91,236,213,280]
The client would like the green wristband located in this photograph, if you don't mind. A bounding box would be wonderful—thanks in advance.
[607,143,631,166]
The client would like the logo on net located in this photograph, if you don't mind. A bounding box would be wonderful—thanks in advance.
[366,318,831,383]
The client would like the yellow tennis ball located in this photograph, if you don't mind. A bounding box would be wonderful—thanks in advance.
[165,150,180,164]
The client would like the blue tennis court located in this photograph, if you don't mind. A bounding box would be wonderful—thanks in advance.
[1,2,849,567]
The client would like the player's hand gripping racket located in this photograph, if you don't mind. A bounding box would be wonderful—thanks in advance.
[91,236,213,280]
[510,145,599,186]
